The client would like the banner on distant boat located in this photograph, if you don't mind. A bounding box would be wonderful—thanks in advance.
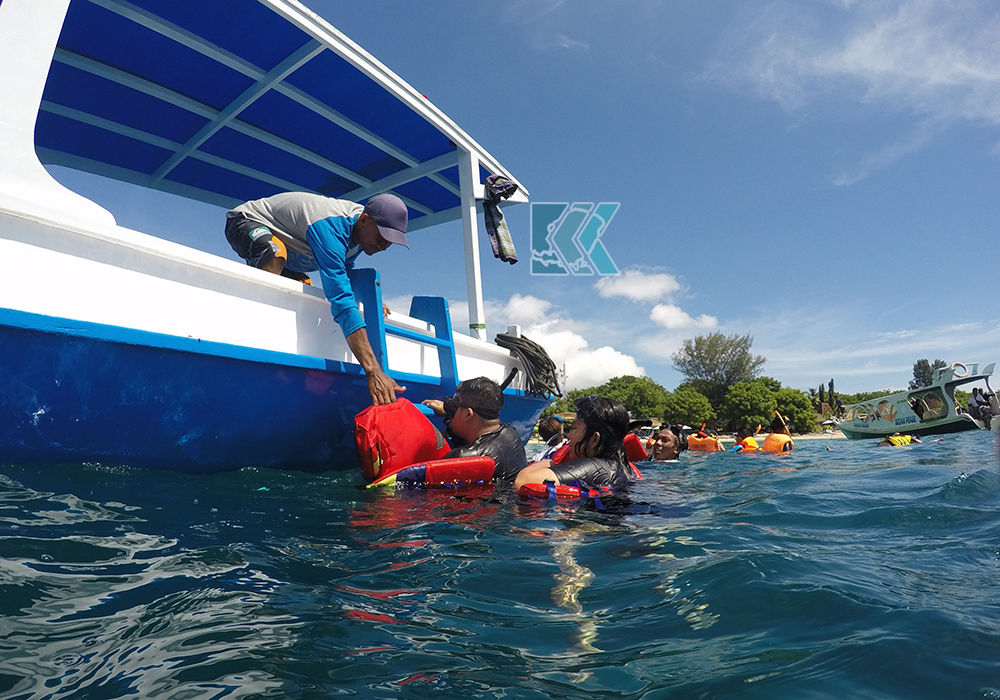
[530,202,620,276]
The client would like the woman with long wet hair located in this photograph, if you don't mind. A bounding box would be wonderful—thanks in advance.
[514,394,635,490]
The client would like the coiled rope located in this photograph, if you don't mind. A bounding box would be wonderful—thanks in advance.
[494,333,562,397]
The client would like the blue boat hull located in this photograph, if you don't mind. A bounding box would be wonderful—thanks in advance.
[0,308,548,473]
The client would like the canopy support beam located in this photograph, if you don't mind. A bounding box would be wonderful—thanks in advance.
[458,149,486,341]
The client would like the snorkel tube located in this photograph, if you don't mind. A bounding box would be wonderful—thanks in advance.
[773,410,789,433]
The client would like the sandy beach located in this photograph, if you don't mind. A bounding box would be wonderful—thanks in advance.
[791,431,847,440]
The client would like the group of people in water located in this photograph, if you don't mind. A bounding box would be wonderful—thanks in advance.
[421,379,639,492]
[365,372,945,498]
[673,417,794,454]
[416,377,805,496]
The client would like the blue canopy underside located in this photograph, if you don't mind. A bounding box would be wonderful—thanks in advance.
[35,0,514,228]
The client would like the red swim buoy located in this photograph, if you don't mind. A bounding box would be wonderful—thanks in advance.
[368,456,496,488]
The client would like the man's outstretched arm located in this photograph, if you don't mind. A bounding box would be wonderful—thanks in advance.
[345,328,405,405]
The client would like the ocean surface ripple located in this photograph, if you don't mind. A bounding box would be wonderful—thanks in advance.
[1,431,999,699]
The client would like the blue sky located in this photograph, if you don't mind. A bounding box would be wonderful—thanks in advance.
[54,0,1000,394]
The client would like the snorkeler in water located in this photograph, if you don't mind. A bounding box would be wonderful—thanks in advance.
[876,433,921,447]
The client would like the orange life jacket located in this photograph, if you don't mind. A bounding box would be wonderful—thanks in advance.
[687,434,724,451]
[737,437,759,452]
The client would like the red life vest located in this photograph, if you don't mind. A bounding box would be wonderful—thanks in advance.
[624,432,648,462]
[518,458,643,502]
[518,482,616,502]
[354,398,450,482]
[544,441,643,480]
[549,442,571,464]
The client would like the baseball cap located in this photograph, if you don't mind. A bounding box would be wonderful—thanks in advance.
[363,194,409,248]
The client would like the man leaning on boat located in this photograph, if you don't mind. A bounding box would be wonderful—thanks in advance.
[225,192,409,405]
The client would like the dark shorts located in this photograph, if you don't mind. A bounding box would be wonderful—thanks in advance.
[225,213,311,283]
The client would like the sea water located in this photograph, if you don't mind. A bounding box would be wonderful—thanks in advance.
[1,432,999,699]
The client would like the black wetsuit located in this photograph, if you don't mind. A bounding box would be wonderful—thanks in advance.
[445,424,528,482]
[550,456,633,491]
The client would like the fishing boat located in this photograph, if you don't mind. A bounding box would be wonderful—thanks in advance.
[836,362,996,440]
[0,0,553,473]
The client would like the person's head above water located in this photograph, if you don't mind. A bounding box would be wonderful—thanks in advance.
[444,377,503,443]
[651,427,681,461]
[568,394,629,463]
[537,415,564,443]
[769,414,789,434]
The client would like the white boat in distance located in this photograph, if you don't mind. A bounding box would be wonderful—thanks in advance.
[836,362,997,440]
[0,0,553,472]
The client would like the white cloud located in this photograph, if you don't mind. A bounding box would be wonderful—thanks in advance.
[715,1,1000,119]
[490,293,555,327]
[591,269,719,379]
[704,1,1000,181]
[501,0,566,23]
[747,305,1000,392]
[874,329,918,340]
[483,294,645,391]
[831,123,935,185]
[554,33,589,50]
[649,303,718,330]
[499,0,589,51]
[522,327,644,390]
[629,296,1000,394]
[595,269,682,302]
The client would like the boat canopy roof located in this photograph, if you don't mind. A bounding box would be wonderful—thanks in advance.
[36,0,527,230]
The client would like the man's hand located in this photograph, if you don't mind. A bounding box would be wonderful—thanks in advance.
[422,399,445,416]
[382,303,391,318]
[367,367,405,406]
[345,328,406,406]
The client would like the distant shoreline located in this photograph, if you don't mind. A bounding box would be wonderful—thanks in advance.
[789,431,846,441]
[527,430,848,445]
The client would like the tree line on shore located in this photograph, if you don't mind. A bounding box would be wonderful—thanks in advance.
[543,332,819,433]
[543,334,968,434]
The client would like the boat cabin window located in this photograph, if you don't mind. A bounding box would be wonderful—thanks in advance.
[843,405,862,422]
[907,388,948,422]
[875,400,896,422]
